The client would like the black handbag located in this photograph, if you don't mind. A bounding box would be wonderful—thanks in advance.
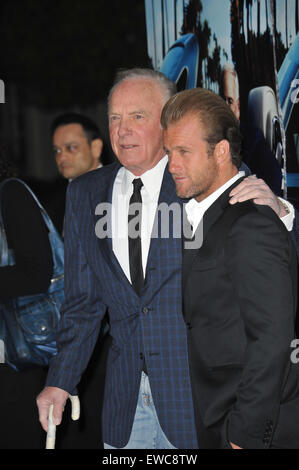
[0,178,64,370]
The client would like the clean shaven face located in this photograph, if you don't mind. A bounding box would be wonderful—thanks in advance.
[108,78,166,176]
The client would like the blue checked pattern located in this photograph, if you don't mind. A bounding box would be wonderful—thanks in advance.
[46,162,198,449]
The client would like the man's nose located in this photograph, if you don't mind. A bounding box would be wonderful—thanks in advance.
[56,148,69,162]
[168,153,181,174]
[118,118,131,137]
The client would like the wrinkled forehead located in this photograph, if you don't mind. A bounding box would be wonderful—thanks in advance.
[109,78,166,111]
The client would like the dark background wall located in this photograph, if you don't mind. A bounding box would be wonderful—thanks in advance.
[0,0,149,230]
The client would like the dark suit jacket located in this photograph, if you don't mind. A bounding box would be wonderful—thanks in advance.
[46,162,198,449]
[183,179,298,449]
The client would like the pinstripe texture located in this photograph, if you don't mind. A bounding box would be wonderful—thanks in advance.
[46,162,198,449]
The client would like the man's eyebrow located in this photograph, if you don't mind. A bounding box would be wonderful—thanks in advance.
[165,145,191,151]
[128,109,147,114]
[109,109,148,116]
[53,141,79,148]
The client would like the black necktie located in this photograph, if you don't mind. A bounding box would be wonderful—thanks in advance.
[128,178,144,295]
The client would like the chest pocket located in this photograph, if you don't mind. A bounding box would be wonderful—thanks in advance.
[191,246,225,271]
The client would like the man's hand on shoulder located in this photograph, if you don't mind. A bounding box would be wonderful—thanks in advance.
[229,175,286,217]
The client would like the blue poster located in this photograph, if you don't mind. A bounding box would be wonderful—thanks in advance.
[145,0,299,205]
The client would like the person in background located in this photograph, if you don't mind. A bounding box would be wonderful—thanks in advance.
[50,113,111,448]
[51,112,105,181]
[47,113,107,235]
[220,63,283,195]
[220,63,240,120]
[0,155,53,448]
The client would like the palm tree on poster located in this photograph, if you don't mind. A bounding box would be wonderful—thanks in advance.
[246,0,253,36]
[257,0,261,38]
[181,0,212,87]
[246,0,249,37]
[272,0,276,35]
[285,0,288,48]
[265,0,269,31]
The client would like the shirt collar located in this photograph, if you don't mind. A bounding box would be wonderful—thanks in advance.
[185,171,245,232]
[122,155,168,200]
[68,162,103,182]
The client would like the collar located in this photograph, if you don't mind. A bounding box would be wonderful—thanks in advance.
[185,171,245,232]
[121,155,168,200]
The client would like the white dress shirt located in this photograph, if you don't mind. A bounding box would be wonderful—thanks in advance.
[185,172,245,236]
[111,155,168,281]
[185,171,295,235]
[278,197,295,231]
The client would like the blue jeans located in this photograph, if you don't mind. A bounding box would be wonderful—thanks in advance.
[104,372,176,449]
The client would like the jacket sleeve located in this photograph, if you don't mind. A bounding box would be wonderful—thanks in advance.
[225,208,296,449]
[46,181,107,394]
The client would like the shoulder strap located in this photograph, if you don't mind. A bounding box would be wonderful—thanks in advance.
[0,178,64,275]
[0,178,56,234]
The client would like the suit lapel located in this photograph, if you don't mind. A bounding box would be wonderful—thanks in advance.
[90,162,135,287]
[144,165,182,286]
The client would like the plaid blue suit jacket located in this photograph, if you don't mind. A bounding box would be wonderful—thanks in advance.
[46,162,198,449]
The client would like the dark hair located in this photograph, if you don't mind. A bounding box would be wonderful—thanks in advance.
[50,112,102,144]
[50,112,113,165]
[161,87,242,168]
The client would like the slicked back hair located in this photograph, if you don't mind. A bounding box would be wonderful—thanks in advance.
[161,87,242,168]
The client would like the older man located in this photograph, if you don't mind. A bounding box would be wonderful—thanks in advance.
[37,69,297,449]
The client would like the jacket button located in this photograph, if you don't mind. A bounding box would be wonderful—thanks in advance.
[140,353,144,360]
[142,307,149,314]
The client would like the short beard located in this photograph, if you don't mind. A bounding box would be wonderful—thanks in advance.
[176,182,211,200]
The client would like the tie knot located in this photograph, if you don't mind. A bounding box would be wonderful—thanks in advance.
[132,178,143,193]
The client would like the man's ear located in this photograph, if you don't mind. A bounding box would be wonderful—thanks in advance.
[214,139,230,166]
[91,138,103,162]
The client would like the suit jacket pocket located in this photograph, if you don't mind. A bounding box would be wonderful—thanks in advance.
[192,258,220,271]
[272,395,299,449]
[208,363,244,371]
[191,249,224,272]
